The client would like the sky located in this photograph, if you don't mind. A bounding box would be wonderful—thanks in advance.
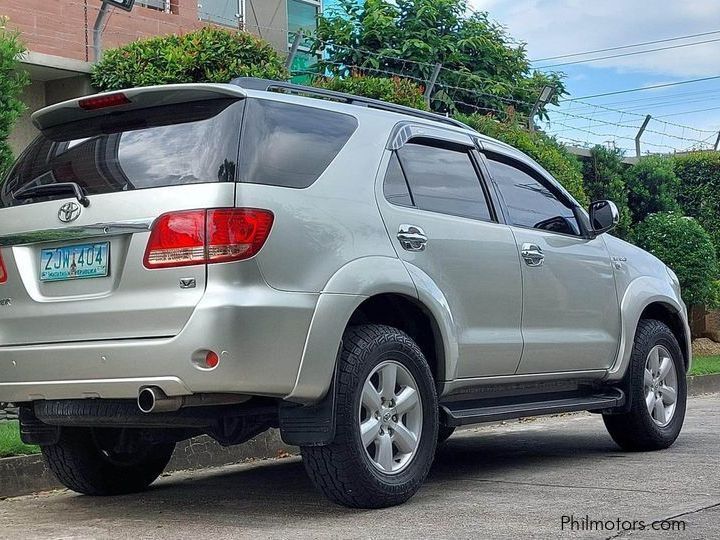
[468,0,720,155]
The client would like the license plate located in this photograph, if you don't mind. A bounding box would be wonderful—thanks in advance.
[40,242,110,282]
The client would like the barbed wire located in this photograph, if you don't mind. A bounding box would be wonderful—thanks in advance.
[17,4,720,152]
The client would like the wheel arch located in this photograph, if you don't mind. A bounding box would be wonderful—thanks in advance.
[607,276,691,382]
[285,256,456,403]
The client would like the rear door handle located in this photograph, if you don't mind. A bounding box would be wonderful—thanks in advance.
[397,224,427,252]
[521,243,544,266]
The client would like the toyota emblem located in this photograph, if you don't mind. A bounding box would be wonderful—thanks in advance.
[58,201,82,223]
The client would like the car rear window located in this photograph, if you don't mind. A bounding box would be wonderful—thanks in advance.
[238,99,358,188]
[0,98,243,209]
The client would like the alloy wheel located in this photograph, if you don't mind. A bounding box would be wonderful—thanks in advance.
[358,360,423,474]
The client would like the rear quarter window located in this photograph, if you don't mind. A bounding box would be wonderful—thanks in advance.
[238,99,358,188]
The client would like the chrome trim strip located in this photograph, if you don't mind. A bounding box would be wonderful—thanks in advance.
[0,219,153,246]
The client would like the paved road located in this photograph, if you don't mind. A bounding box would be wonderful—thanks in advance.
[1,395,718,540]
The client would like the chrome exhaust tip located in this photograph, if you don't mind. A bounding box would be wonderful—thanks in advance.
[138,387,182,414]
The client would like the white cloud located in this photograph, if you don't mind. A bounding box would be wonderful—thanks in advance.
[468,0,720,77]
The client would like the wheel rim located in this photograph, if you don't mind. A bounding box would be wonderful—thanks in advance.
[644,345,678,427]
[358,360,423,475]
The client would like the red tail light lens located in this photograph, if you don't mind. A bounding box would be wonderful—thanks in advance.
[144,210,206,269]
[78,93,131,110]
[0,251,7,284]
[207,209,274,263]
[144,208,273,269]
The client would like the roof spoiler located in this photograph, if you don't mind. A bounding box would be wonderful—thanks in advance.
[31,84,247,131]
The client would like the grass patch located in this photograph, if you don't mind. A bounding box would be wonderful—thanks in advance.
[690,355,720,376]
[0,421,39,458]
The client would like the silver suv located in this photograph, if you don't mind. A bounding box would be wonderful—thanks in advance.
[0,79,690,508]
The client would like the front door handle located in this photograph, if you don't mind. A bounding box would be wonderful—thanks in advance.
[521,243,544,266]
[397,224,427,252]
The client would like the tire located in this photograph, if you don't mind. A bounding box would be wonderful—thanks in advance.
[42,427,175,496]
[301,324,439,508]
[437,425,456,445]
[603,319,687,452]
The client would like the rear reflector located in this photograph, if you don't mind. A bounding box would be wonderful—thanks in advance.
[144,208,274,269]
[0,251,6,284]
[78,93,131,110]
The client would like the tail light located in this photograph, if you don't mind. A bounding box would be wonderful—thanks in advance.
[78,93,131,110]
[0,251,7,284]
[144,208,274,269]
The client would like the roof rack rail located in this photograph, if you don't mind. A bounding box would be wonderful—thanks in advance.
[230,77,472,131]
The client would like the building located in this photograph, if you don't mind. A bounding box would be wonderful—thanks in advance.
[1,0,329,154]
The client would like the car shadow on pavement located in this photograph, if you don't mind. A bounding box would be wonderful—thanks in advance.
[45,422,637,527]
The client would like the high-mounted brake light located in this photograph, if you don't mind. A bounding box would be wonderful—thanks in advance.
[78,93,131,110]
[0,251,7,284]
[143,208,274,269]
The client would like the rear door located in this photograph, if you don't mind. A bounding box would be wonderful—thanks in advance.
[481,148,621,374]
[0,91,244,345]
[376,128,524,378]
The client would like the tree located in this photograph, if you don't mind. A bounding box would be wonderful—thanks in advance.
[0,17,29,179]
[633,212,719,307]
[625,155,679,223]
[314,0,565,118]
[312,73,427,109]
[582,146,631,238]
[92,27,288,91]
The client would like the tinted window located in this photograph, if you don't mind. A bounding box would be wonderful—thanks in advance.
[397,143,491,221]
[383,153,413,207]
[239,99,358,188]
[1,99,243,209]
[485,156,580,235]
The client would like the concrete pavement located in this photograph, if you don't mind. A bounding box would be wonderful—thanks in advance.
[1,394,718,539]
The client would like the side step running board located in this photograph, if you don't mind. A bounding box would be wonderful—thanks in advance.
[441,389,625,427]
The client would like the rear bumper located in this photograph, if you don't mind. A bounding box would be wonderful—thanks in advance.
[0,281,319,403]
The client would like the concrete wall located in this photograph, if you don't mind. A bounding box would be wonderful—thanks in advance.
[9,74,94,157]
[9,80,45,156]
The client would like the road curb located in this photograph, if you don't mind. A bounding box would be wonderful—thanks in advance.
[1,375,718,500]
[0,429,296,500]
[687,373,720,396]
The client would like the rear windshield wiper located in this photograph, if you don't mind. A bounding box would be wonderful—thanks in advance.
[13,182,90,207]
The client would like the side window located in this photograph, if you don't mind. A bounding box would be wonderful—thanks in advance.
[239,99,358,188]
[485,156,581,236]
[383,153,413,207]
[396,142,492,221]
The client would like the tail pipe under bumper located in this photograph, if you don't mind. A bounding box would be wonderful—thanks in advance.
[137,386,249,413]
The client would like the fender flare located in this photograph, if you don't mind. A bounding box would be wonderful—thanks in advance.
[605,275,690,383]
[285,256,458,402]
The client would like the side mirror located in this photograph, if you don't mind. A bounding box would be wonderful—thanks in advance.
[589,200,619,235]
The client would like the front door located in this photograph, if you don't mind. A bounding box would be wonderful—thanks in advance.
[482,151,621,374]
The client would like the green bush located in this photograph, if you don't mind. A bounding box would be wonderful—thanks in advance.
[92,27,288,91]
[312,74,428,110]
[633,212,719,307]
[673,151,720,253]
[625,155,679,223]
[583,146,631,238]
[0,17,29,179]
[457,113,588,205]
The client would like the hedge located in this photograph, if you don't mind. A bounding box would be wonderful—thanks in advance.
[0,17,29,179]
[673,151,720,254]
[633,212,719,307]
[91,27,288,91]
[312,74,428,110]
